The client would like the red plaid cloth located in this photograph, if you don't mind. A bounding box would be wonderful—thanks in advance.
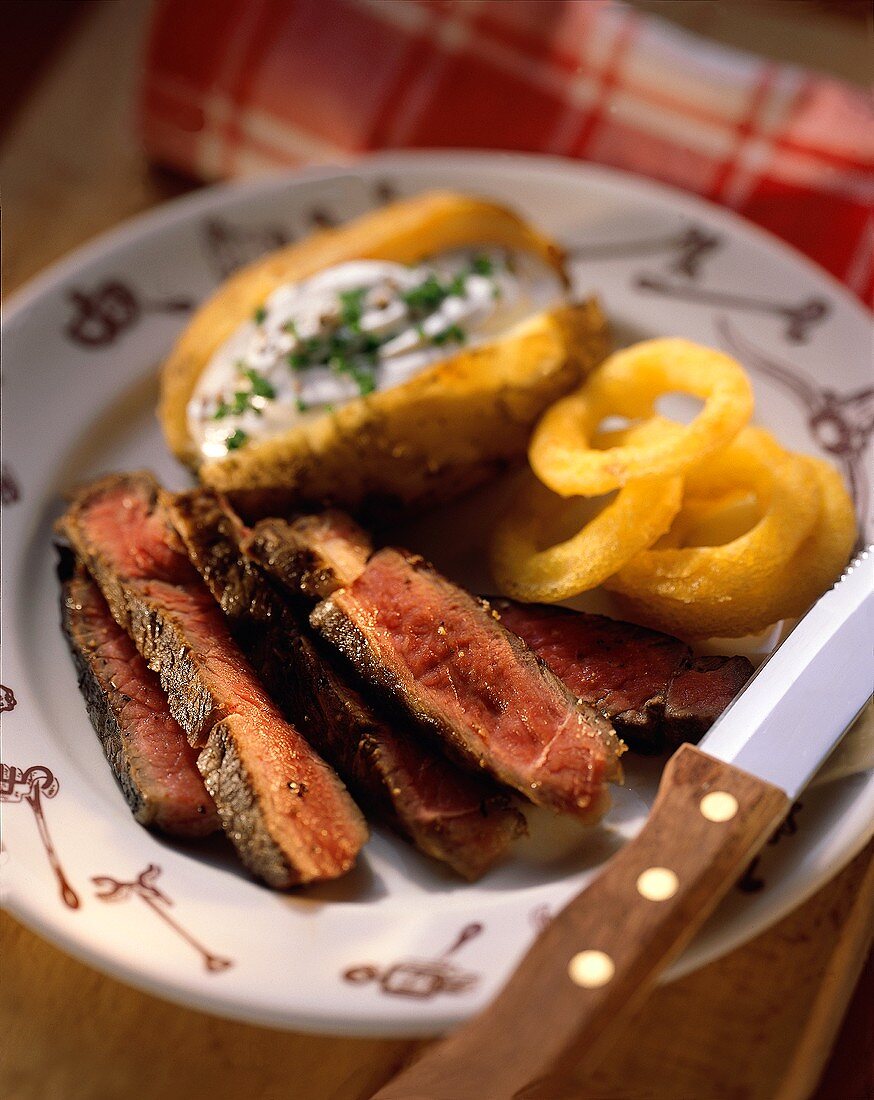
[140,0,874,303]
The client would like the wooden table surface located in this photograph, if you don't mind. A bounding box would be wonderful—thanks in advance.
[2,3,872,1098]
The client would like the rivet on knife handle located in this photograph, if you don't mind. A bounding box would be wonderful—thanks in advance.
[371,744,790,1100]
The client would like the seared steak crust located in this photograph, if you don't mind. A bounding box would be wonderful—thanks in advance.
[312,549,623,821]
[491,599,752,752]
[241,510,373,602]
[170,490,524,879]
[60,565,219,837]
[58,472,367,888]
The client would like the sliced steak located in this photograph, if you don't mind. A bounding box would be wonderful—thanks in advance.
[169,490,524,879]
[241,510,373,602]
[256,509,749,753]
[491,599,752,752]
[57,472,367,888]
[311,549,624,821]
[60,563,219,837]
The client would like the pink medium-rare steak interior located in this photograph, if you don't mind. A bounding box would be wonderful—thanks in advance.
[171,488,524,880]
[491,599,752,752]
[58,472,368,887]
[251,509,749,754]
[61,567,219,837]
[664,656,752,742]
[312,549,623,821]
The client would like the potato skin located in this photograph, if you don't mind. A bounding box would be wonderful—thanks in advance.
[159,190,609,518]
[202,299,610,521]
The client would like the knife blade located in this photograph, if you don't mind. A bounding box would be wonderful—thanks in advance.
[373,549,873,1100]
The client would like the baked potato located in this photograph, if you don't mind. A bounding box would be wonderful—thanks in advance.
[159,191,609,518]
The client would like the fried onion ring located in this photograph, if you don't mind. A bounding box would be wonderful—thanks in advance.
[490,418,683,601]
[604,427,823,637]
[489,472,683,602]
[753,454,857,622]
[529,339,754,497]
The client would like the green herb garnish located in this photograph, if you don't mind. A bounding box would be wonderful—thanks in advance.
[243,368,276,399]
[352,366,376,395]
[402,274,450,313]
[226,428,248,450]
[470,254,494,276]
[282,319,298,335]
[253,305,267,325]
[432,324,466,346]
[338,287,367,331]
[212,399,230,420]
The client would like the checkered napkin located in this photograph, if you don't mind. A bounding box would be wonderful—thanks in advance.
[140,0,874,303]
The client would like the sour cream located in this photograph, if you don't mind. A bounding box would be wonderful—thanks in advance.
[189,248,565,459]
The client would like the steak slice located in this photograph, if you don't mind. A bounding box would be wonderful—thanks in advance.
[256,509,749,754]
[60,563,219,837]
[491,599,752,753]
[57,472,367,888]
[241,510,372,602]
[169,490,524,879]
[311,549,624,821]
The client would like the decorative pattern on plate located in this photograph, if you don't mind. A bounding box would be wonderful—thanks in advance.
[0,685,17,712]
[92,864,232,973]
[306,207,339,229]
[737,801,804,894]
[634,277,829,343]
[202,218,291,280]
[0,763,80,909]
[65,281,193,348]
[0,464,20,505]
[719,318,874,534]
[343,922,483,999]
[569,225,721,279]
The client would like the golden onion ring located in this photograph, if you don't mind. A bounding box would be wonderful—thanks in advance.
[529,338,754,497]
[604,427,821,637]
[489,472,683,602]
[490,417,683,601]
[750,454,857,623]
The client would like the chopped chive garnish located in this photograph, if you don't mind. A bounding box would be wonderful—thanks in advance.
[338,287,367,331]
[212,399,230,420]
[253,305,267,324]
[328,353,350,376]
[448,272,466,297]
[402,273,449,313]
[243,368,276,399]
[470,254,493,276]
[353,366,376,395]
[296,398,309,412]
[432,324,466,346]
[288,351,308,370]
[226,428,248,450]
[282,319,298,335]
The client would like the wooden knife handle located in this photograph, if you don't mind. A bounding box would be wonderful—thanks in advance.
[372,744,790,1100]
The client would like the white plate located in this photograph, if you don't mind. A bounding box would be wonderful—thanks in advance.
[2,152,872,1037]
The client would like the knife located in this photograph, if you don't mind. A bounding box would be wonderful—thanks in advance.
[373,548,873,1100]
